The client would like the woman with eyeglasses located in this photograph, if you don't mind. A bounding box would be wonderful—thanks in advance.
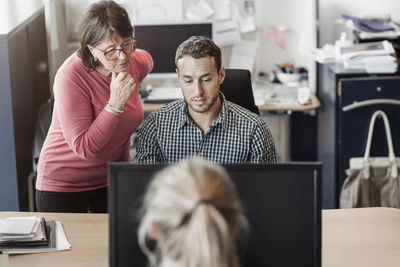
[35,1,153,213]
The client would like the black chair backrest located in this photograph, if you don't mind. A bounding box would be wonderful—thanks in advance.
[33,98,54,172]
[220,69,260,115]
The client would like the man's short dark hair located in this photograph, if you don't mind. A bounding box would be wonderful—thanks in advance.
[78,1,133,71]
[175,36,222,72]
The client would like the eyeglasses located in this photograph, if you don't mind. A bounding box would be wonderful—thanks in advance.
[94,38,136,61]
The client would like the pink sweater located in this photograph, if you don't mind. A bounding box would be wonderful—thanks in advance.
[36,49,153,192]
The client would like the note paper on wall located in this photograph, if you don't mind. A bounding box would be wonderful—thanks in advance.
[264,26,288,50]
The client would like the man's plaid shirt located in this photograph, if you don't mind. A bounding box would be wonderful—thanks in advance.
[134,94,277,164]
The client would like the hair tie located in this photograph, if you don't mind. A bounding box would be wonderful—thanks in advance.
[178,199,212,227]
[193,199,211,210]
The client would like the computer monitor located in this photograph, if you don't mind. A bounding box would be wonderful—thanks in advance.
[108,163,322,267]
[134,22,213,77]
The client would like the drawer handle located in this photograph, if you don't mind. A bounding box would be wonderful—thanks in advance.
[342,98,400,112]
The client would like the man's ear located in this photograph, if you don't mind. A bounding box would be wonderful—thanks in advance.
[176,68,179,78]
[218,66,226,85]
[149,221,159,240]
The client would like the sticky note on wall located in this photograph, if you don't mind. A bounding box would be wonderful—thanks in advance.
[264,26,288,50]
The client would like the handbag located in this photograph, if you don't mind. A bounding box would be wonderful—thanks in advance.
[339,110,400,208]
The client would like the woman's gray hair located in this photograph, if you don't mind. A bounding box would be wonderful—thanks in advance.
[138,158,248,267]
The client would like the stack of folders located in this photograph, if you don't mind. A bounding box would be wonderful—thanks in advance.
[340,41,398,73]
[342,14,400,40]
[0,216,70,254]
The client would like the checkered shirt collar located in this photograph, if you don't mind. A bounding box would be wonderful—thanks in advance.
[178,92,229,131]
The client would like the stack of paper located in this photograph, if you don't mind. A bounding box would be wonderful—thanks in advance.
[338,40,395,60]
[339,40,398,73]
[343,55,397,73]
[343,56,365,70]
[312,44,336,64]
[365,55,398,73]
[0,216,70,254]
[0,217,44,241]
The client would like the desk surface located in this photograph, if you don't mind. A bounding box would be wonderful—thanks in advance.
[2,207,400,267]
[142,93,320,113]
[322,207,400,267]
[142,86,320,113]
[0,212,108,267]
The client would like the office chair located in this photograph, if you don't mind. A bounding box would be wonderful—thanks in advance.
[28,98,54,211]
[220,69,260,115]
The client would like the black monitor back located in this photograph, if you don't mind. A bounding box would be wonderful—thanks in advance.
[109,163,322,267]
[134,23,212,74]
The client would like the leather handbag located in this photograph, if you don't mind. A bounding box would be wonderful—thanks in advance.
[339,110,400,208]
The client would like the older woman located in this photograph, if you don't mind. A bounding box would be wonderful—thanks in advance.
[35,1,153,213]
[138,158,249,267]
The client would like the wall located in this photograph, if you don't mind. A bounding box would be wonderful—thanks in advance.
[45,0,317,90]
[254,0,316,79]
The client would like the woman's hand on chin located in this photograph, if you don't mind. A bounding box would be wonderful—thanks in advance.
[108,72,136,110]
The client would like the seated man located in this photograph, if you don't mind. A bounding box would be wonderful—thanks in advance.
[134,36,277,164]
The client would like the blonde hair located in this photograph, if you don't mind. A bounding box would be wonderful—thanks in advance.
[138,158,248,267]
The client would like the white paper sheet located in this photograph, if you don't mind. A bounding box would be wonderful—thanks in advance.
[214,0,231,20]
[0,217,38,235]
[0,221,71,254]
[186,0,214,20]
[213,20,241,47]
[229,40,258,73]
[136,0,183,21]
[239,16,256,33]
[55,222,71,251]
[231,1,256,33]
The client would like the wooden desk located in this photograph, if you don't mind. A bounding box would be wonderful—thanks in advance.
[2,207,399,267]
[322,207,400,267]
[0,212,108,267]
[258,92,320,112]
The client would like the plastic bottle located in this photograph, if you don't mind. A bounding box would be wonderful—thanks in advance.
[298,76,310,105]
[256,71,268,84]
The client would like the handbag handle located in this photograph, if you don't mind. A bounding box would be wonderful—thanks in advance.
[363,110,398,179]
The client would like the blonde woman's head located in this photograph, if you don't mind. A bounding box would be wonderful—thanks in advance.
[138,158,248,267]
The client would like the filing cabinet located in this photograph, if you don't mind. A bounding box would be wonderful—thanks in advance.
[317,63,400,208]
